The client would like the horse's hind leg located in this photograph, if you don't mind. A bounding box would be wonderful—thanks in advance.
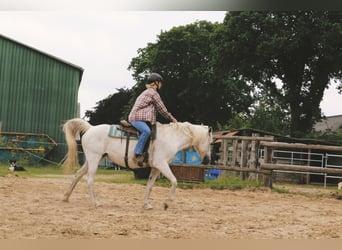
[63,161,88,202]
[86,156,101,207]
[143,167,160,210]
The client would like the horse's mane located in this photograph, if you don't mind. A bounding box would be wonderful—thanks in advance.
[158,122,205,139]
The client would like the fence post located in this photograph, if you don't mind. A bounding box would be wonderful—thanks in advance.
[305,148,312,184]
[221,138,228,165]
[240,139,248,180]
[231,139,238,167]
[248,133,260,180]
[263,145,273,188]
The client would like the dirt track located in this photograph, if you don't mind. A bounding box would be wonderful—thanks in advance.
[1,174,342,239]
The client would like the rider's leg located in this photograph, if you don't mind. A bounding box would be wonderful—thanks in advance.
[131,121,151,165]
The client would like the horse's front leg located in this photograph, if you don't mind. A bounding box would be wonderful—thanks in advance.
[155,162,177,210]
[143,167,160,210]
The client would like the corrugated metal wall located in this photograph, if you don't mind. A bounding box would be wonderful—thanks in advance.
[0,34,83,163]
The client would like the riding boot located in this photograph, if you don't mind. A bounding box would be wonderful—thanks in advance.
[143,152,149,163]
[133,154,144,167]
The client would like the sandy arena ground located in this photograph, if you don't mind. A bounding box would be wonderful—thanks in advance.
[1,174,342,239]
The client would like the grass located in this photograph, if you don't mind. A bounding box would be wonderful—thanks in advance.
[271,186,291,194]
[0,163,130,178]
[3,163,337,198]
[0,162,265,190]
[102,173,266,191]
[205,174,264,190]
[271,181,342,199]
[1,165,62,177]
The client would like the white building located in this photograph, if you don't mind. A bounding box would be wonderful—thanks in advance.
[314,115,342,132]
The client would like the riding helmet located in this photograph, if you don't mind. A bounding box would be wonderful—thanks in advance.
[147,73,163,83]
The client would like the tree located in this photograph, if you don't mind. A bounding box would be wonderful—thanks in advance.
[246,94,291,135]
[85,88,132,125]
[127,21,254,128]
[214,11,342,137]
[222,90,291,135]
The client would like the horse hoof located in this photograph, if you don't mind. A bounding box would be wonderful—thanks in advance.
[143,204,153,210]
[164,203,169,210]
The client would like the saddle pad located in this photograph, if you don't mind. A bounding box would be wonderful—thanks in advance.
[108,125,138,139]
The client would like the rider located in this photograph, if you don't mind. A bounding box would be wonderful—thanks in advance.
[128,72,177,166]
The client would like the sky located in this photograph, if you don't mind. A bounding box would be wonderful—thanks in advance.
[0,10,341,118]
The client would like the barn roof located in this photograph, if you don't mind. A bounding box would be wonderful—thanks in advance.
[0,33,84,83]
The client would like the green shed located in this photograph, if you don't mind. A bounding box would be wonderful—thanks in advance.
[0,34,83,164]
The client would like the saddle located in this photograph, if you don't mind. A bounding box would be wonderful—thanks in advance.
[117,120,140,136]
[118,120,156,168]
[118,120,156,140]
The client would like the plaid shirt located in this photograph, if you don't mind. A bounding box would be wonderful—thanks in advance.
[128,88,174,125]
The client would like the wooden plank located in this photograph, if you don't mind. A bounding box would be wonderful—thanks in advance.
[169,163,271,175]
[214,135,274,141]
[261,163,342,175]
[260,141,342,152]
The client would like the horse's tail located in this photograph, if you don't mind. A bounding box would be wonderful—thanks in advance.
[63,118,92,172]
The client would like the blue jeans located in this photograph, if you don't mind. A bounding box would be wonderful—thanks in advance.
[131,121,151,155]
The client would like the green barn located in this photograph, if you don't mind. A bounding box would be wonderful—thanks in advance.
[0,34,83,164]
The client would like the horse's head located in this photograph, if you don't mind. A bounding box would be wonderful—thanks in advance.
[191,124,213,165]
[170,122,213,164]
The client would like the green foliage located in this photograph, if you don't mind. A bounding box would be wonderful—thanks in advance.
[84,11,342,136]
[85,88,132,124]
[127,21,253,128]
[307,127,342,146]
[245,93,291,135]
[214,11,342,136]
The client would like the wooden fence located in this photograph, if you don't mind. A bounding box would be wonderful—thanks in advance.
[171,133,275,184]
[260,141,342,187]
[170,134,342,188]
